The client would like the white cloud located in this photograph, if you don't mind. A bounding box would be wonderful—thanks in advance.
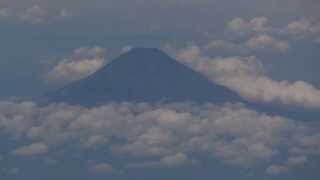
[225,16,320,46]
[83,135,108,148]
[127,153,192,168]
[12,143,48,157]
[45,47,107,85]
[89,163,115,174]
[282,19,320,41]
[0,4,70,24]
[245,34,289,53]
[159,153,190,167]
[287,156,307,166]
[205,40,249,55]
[285,19,312,35]
[1,100,320,174]
[266,164,289,175]
[209,17,290,54]
[21,5,47,24]
[227,17,271,36]
[175,46,320,109]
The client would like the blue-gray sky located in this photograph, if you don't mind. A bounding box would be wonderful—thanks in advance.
[1,0,320,179]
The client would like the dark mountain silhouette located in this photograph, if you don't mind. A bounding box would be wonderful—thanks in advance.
[49,48,242,106]
[47,48,319,121]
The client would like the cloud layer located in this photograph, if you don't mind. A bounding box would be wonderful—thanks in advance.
[0,101,319,175]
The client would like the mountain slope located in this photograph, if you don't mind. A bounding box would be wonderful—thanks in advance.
[49,48,242,106]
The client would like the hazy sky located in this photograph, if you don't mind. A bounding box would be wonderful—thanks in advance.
[0,0,320,179]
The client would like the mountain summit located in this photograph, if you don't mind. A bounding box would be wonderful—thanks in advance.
[49,48,241,106]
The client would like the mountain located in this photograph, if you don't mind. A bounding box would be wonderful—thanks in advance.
[47,48,320,121]
[48,48,242,106]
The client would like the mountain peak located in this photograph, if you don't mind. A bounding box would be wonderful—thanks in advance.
[129,47,165,53]
[115,47,172,64]
[49,48,242,106]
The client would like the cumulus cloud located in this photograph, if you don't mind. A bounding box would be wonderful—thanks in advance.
[205,17,290,54]
[266,155,308,175]
[282,19,320,41]
[175,45,320,109]
[205,40,249,55]
[0,4,70,24]
[45,47,108,85]
[266,164,289,175]
[205,35,289,55]
[1,100,320,174]
[245,34,289,53]
[11,143,48,157]
[224,15,320,50]
[227,17,271,36]
[89,163,116,174]
[127,153,193,169]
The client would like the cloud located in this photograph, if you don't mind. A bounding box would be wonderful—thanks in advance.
[226,17,271,36]
[225,16,320,47]
[159,153,190,167]
[245,34,289,53]
[11,143,48,157]
[0,9,9,17]
[266,164,289,175]
[1,100,320,174]
[89,163,116,174]
[205,35,289,55]
[45,47,108,86]
[282,19,320,41]
[0,4,70,24]
[175,46,320,109]
[287,156,307,166]
[127,153,193,169]
[205,17,290,54]
[205,40,249,55]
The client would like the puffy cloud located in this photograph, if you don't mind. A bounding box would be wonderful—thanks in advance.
[227,17,271,36]
[266,156,308,175]
[175,46,320,109]
[21,5,48,24]
[127,153,193,168]
[89,163,116,174]
[209,17,290,54]
[45,47,108,86]
[11,143,48,157]
[282,19,320,41]
[286,156,307,166]
[225,16,320,45]
[83,135,108,148]
[245,34,289,53]
[205,40,249,55]
[205,35,289,55]
[266,164,289,175]
[0,4,70,24]
[159,153,190,167]
[1,100,320,174]
[285,19,312,35]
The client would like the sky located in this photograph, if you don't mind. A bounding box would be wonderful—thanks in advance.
[1,0,320,179]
